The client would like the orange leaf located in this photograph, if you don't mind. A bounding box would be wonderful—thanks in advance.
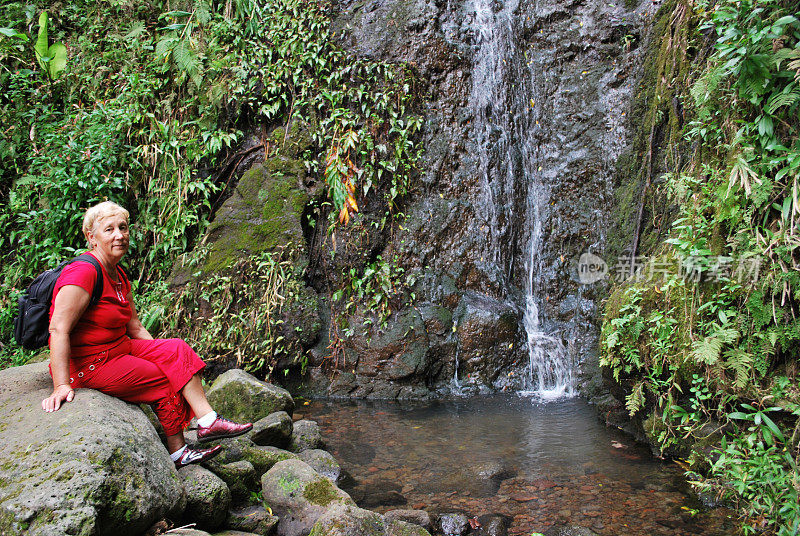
[339,204,350,225]
[346,195,359,213]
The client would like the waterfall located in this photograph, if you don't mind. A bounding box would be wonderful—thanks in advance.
[469,0,576,398]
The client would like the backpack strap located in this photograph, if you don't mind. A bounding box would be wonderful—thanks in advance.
[117,264,129,286]
[72,254,104,307]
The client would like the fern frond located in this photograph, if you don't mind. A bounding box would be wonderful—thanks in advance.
[723,348,753,389]
[765,85,800,114]
[717,327,739,344]
[156,36,178,59]
[691,335,724,365]
[691,326,739,365]
[125,22,146,41]
[691,64,725,107]
[626,382,646,416]
[172,40,203,88]
[775,46,800,81]
[195,0,212,24]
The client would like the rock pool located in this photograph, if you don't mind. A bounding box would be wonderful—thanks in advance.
[297,396,736,536]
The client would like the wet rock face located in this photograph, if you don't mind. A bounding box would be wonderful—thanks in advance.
[312,0,654,396]
[453,293,524,385]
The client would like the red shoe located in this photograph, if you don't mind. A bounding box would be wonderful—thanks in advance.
[174,445,222,469]
[197,415,253,443]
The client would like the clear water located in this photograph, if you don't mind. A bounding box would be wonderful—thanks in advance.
[299,396,735,536]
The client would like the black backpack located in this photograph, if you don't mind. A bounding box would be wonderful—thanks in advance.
[13,254,104,350]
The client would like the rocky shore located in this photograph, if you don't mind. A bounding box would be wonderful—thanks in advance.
[0,364,436,536]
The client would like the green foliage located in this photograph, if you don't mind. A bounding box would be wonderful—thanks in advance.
[601,0,800,532]
[332,253,416,332]
[34,12,66,80]
[709,401,800,535]
[0,0,421,365]
[167,248,306,377]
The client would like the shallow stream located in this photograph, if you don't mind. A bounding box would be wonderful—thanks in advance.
[297,396,736,536]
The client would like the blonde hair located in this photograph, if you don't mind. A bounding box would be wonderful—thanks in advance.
[82,201,130,243]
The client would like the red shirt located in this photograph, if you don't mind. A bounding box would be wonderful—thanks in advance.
[49,253,132,357]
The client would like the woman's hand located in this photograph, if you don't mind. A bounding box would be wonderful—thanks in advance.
[41,384,75,412]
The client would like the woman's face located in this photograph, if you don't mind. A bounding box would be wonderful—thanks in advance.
[89,213,129,263]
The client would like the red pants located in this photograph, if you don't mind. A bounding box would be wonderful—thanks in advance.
[62,338,206,436]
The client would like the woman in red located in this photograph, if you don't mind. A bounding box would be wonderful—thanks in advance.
[41,201,252,468]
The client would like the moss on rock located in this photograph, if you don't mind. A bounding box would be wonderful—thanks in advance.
[303,478,339,507]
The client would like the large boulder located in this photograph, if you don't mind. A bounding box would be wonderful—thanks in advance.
[207,369,294,422]
[197,121,315,275]
[352,309,431,382]
[0,362,185,535]
[179,465,231,530]
[261,460,354,536]
[452,293,523,386]
[309,504,431,536]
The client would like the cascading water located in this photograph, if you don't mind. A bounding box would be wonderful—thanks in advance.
[468,0,576,398]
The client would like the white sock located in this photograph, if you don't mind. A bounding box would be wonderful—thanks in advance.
[197,411,218,428]
[170,445,187,461]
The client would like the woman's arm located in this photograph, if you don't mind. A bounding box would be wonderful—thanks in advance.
[125,292,154,340]
[43,285,91,412]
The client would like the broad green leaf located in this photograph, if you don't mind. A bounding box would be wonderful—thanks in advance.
[0,28,28,41]
[47,42,67,78]
[35,12,49,71]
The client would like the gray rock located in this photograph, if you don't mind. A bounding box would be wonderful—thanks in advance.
[297,450,340,482]
[168,530,213,536]
[469,461,515,496]
[211,438,299,478]
[452,294,521,385]
[213,531,262,536]
[0,362,185,535]
[438,513,469,536]
[180,465,232,530]
[227,505,279,535]
[261,459,354,536]
[211,461,258,504]
[475,515,509,536]
[289,420,324,452]
[309,504,431,536]
[351,309,431,382]
[384,509,432,530]
[252,411,293,448]
[207,369,294,423]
